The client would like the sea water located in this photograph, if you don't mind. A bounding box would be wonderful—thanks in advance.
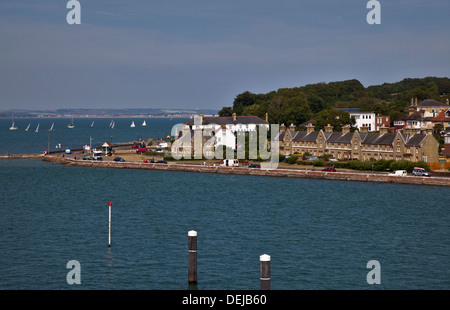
[0,118,449,289]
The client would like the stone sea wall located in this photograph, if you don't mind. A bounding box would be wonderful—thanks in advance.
[41,155,450,187]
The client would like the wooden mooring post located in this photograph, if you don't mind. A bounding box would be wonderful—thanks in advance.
[260,254,271,290]
[188,230,197,284]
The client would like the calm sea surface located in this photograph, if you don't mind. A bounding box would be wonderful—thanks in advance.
[0,118,449,290]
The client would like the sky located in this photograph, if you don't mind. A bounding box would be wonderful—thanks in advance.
[0,0,449,111]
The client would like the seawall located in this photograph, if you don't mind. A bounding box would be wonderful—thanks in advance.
[41,155,450,187]
[0,154,43,159]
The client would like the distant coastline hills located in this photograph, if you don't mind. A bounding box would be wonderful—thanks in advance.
[0,108,219,118]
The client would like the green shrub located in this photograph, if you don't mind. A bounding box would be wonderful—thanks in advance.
[312,159,325,167]
[334,161,348,169]
[389,160,430,173]
[287,155,299,164]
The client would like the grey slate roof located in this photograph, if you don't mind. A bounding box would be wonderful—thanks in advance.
[417,99,448,107]
[325,132,353,143]
[404,133,426,146]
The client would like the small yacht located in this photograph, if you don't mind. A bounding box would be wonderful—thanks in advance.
[9,116,18,130]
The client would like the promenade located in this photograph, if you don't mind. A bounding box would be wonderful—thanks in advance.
[41,154,450,187]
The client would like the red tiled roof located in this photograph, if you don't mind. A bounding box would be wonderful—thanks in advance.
[432,109,450,122]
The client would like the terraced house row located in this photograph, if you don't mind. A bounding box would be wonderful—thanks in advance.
[277,123,439,163]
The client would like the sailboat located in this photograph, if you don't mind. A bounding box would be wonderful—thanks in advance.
[130,121,135,128]
[49,123,54,131]
[9,116,18,130]
[142,120,146,127]
[25,123,30,132]
[91,121,95,127]
[67,117,75,129]
[111,121,115,129]
[35,123,40,133]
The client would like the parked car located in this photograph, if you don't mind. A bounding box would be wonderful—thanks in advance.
[113,157,125,162]
[412,167,431,177]
[389,170,407,176]
[322,167,336,172]
[156,160,167,164]
[248,164,261,168]
[82,156,91,160]
[136,147,148,154]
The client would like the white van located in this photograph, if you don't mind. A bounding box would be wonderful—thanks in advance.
[92,149,103,161]
[221,159,239,167]
[388,170,407,176]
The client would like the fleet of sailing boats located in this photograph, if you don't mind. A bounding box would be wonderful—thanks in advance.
[8,118,149,131]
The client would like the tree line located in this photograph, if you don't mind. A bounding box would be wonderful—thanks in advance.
[218,77,450,131]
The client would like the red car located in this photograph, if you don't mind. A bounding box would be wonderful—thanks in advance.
[322,167,336,172]
[136,147,148,154]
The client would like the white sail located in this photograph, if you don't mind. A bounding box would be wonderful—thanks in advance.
[91,121,95,127]
[111,121,115,129]
[9,116,18,130]
[25,123,30,131]
[67,117,75,128]
[49,123,54,131]
[142,120,146,126]
[130,121,135,128]
[35,123,40,133]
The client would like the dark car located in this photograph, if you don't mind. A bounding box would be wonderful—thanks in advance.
[248,164,261,168]
[156,160,167,164]
[322,167,336,172]
[82,156,92,160]
[113,157,125,162]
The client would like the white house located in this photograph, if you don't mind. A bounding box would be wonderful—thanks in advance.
[172,113,269,159]
[349,112,376,131]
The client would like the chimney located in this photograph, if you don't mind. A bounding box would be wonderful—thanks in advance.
[265,112,268,122]
[325,124,333,133]
[289,123,296,131]
[415,97,418,106]
[408,105,415,115]
[411,98,414,106]
[446,98,449,105]
[342,124,350,134]
[359,125,369,133]
[306,123,315,134]
[403,125,417,136]
[280,123,286,132]
[379,126,389,135]
[232,113,237,121]
[199,114,204,124]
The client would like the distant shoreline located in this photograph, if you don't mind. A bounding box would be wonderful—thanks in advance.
[0,115,193,119]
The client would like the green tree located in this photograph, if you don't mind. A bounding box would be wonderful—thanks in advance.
[314,109,355,131]
[218,107,233,117]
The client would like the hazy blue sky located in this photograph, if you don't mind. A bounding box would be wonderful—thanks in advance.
[0,0,449,111]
